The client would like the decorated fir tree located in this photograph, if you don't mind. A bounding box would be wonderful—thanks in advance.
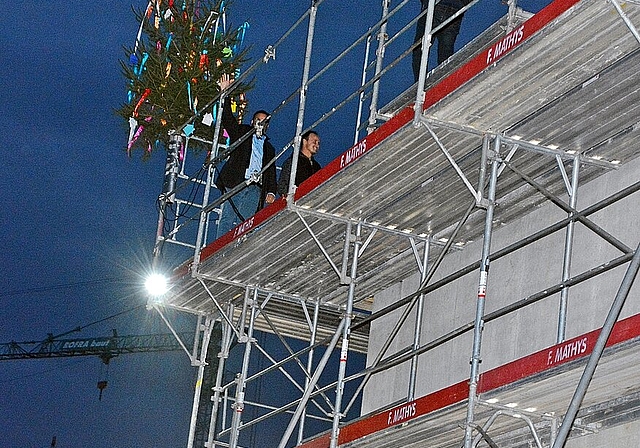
[118,0,250,158]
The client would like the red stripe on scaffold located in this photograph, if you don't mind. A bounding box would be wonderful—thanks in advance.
[478,312,640,392]
[338,381,469,445]
[198,196,286,261]
[296,381,470,448]
[297,312,640,448]
[187,0,584,269]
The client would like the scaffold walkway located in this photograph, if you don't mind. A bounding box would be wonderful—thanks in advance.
[149,0,640,446]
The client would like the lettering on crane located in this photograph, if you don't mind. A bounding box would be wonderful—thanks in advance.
[61,339,111,350]
[340,139,368,169]
[486,25,525,65]
[546,337,588,366]
[387,401,417,426]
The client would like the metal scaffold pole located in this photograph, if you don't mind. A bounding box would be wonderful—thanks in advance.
[193,97,226,273]
[408,239,429,400]
[330,222,362,448]
[207,305,235,448]
[413,0,435,123]
[557,156,580,343]
[297,299,320,445]
[229,288,258,448]
[286,1,318,206]
[552,243,640,448]
[187,315,215,448]
[152,133,181,270]
[367,0,390,132]
[464,137,500,448]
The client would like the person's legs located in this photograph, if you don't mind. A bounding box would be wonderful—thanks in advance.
[433,6,463,64]
[216,184,261,239]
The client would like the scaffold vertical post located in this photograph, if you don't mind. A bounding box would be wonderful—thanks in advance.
[464,137,500,448]
[286,1,318,206]
[187,314,215,448]
[355,35,372,143]
[413,0,436,125]
[557,155,580,343]
[477,134,490,200]
[506,0,518,32]
[152,132,181,269]
[367,0,390,133]
[408,239,430,400]
[297,298,320,445]
[229,288,258,448]
[330,222,362,448]
[193,97,226,273]
[207,305,235,448]
[552,243,640,448]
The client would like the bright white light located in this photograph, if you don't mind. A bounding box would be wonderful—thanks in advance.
[524,407,537,413]
[486,398,499,404]
[505,402,518,408]
[145,273,168,296]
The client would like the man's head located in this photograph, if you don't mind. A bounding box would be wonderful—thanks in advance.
[301,130,320,158]
[252,110,270,138]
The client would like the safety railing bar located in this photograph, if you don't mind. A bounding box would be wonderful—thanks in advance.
[308,43,416,132]
[267,0,410,137]
[310,0,412,88]
[241,399,332,421]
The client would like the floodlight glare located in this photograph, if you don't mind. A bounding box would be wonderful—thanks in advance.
[145,273,168,296]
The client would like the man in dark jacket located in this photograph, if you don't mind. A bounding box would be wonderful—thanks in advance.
[412,0,469,82]
[277,130,322,197]
[215,75,277,238]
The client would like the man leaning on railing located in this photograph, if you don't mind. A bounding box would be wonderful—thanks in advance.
[277,130,322,197]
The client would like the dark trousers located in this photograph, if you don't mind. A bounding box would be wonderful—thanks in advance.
[412,4,464,82]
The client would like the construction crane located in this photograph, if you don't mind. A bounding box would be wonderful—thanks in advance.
[0,330,194,363]
[1,327,222,445]
[0,330,195,399]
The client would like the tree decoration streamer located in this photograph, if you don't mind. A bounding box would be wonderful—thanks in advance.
[118,0,250,157]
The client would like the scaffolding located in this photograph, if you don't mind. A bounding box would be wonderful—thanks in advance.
[147,0,640,447]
